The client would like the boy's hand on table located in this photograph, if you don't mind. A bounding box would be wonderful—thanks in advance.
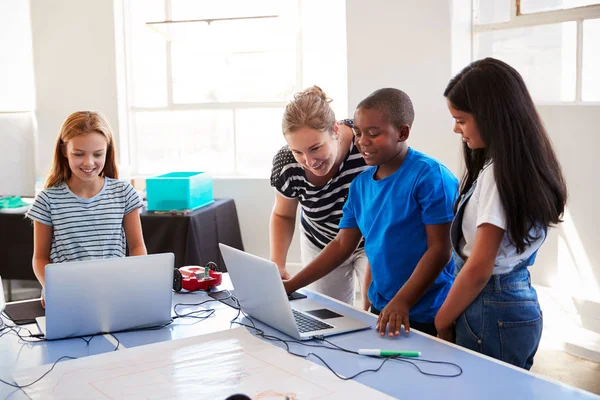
[376,298,410,336]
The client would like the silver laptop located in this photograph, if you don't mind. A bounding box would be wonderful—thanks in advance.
[37,253,174,340]
[219,244,371,340]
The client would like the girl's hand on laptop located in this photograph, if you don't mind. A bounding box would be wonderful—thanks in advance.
[278,267,291,280]
[41,288,45,308]
[376,298,410,336]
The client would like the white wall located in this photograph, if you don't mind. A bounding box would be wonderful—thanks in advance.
[533,105,600,303]
[213,178,301,263]
[30,0,120,178]
[346,0,461,174]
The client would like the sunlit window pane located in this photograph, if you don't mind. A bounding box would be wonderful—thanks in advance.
[301,0,348,117]
[134,110,235,175]
[521,0,600,14]
[125,0,347,177]
[169,0,297,103]
[171,44,296,103]
[0,0,34,111]
[474,22,577,101]
[171,0,284,20]
[473,0,511,24]
[234,108,287,177]
[129,0,167,107]
[582,18,600,101]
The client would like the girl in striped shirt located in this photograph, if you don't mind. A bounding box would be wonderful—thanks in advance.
[27,111,146,306]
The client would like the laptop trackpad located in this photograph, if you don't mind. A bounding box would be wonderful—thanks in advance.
[304,309,343,320]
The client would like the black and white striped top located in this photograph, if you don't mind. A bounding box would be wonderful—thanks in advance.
[270,123,369,250]
[26,177,143,263]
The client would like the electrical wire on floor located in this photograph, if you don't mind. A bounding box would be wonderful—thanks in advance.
[218,293,463,380]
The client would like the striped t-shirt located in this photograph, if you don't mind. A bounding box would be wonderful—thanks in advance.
[26,177,143,263]
[270,126,369,250]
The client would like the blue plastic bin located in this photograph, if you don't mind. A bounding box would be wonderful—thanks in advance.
[146,172,213,212]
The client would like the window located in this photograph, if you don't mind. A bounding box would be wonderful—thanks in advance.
[0,0,35,111]
[122,0,347,177]
[472,0,600,102]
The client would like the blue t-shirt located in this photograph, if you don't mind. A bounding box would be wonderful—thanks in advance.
[339,148,459,322]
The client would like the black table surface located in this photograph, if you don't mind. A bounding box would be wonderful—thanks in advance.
[0,198,244,280]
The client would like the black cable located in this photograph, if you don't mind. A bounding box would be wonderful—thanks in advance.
[109,333,120,351]
[172,299,217,320]
[78,336,94,345]
[0,317,171,389]
[0,318,45,343]
[1,291,461,390]
[227,303,395,380]
[320,338,463,378]
[0,356,75,389]
[224,294,463,380]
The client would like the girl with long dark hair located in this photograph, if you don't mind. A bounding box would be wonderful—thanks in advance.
[434,58,567,369]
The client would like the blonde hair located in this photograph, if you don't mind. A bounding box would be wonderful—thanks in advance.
[282,85,336,135]
[45,111,118,188]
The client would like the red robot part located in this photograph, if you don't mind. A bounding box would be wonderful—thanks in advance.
[178,266,222,292]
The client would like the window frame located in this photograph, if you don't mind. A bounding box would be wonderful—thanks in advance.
[472,0,600,103]
[122,0,303,176]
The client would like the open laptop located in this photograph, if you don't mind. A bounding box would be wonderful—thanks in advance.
[36,253,174,340]
[219,243,371,340]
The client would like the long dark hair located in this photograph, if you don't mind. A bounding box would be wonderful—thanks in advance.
[444,58,567,253]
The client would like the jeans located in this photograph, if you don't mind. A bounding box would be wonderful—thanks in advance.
[454,259,543,370]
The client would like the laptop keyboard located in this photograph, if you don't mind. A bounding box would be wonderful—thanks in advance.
[292,309,334,333]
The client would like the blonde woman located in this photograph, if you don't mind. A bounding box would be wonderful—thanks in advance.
[269,86,369,306]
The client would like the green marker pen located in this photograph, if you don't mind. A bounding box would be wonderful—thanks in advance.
[358,349,421,357]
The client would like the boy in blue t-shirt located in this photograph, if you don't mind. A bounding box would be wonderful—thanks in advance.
[284,88,458,337]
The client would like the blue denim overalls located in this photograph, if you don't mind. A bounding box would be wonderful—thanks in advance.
[450,180,543,370]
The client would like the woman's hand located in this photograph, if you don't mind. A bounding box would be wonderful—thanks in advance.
[362,294,371,312]
[278,267,291,280]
